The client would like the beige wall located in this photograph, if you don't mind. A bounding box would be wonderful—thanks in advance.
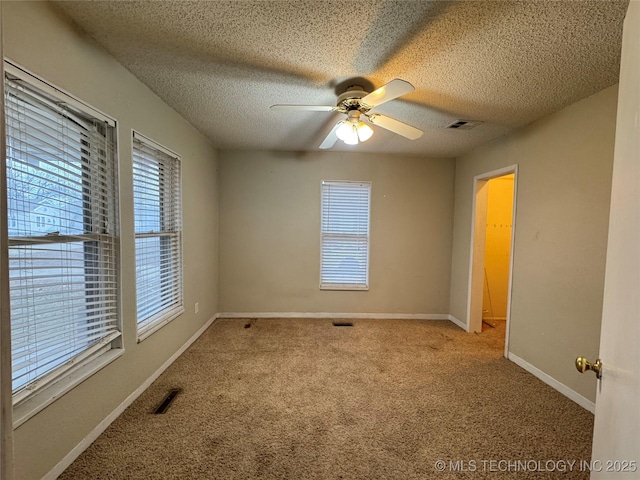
[3,2,219,479]
[450,85,618,402]
[483,175,514,320]
[218,150,454,315]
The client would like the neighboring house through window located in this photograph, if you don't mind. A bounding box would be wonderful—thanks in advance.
[4,62,121,406]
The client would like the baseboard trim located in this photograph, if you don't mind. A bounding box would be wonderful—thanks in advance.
[447,314,469,332]
[43,314,218,480]
[217,312,450,320]
[508,352,595,413]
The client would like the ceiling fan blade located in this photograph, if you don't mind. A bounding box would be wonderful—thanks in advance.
[319,122,341,149]
[367,114,423,140]
[361,79,415,108]
[270,104,336,112]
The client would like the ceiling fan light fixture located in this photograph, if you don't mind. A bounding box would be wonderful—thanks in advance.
[336,120,359,145]
[343,133,359,146]
[357,122,373,142]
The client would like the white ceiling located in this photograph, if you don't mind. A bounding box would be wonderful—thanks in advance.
[53,0,629,158]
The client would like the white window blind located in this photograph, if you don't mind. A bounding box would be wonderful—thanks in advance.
[4,70,120,402]
[320,181,371,290]
[132,132,183,339]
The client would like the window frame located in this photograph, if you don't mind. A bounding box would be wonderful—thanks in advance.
[4,60,123,426]
[319,180,371,291]
[131,130,184,342]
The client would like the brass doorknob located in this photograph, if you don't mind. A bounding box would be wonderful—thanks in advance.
[575,356,602,379]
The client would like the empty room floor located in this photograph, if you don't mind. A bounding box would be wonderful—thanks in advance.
[59,318,594,479]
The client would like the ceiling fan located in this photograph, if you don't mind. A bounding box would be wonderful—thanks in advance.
[270,79,423,149]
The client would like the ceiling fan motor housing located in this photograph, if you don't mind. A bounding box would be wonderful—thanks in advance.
[336,86,372,113]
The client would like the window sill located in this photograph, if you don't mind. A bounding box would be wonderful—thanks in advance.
[137,306,185,343]
[320,284,369,291]
[13,348,124,429]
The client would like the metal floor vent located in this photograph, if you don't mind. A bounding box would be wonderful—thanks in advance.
[332,321,354,327]
[153,388,181,414]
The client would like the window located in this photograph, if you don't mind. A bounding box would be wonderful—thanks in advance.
[320,181,371,290]
[132,132,183,340]
[5,63,120,404]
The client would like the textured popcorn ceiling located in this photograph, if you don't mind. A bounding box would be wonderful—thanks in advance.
[54,0,628,157]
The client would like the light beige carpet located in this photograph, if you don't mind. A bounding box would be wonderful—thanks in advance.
[59,318,594,479]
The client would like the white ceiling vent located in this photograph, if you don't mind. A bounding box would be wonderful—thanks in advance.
[446,120,483,130]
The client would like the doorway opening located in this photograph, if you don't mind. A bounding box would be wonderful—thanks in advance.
[467,166,517,357]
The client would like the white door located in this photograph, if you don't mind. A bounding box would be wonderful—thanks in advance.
[590,1,640,478]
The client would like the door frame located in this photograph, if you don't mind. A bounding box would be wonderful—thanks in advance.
[466,164,518,357]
